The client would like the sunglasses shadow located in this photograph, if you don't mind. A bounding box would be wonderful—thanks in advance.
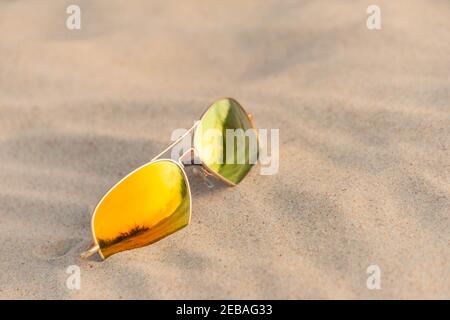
[183,166,229,197]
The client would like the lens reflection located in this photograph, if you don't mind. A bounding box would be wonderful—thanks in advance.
[194,98,258,185]
[93,160,191,259]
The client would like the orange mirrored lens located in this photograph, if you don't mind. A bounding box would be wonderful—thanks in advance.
[92,160,191,259]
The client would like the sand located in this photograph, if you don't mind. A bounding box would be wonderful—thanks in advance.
[0,0,448,299]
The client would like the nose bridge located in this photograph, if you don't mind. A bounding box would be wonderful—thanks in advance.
[178,147,195,165]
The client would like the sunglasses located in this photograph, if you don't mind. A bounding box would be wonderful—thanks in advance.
[81,98,258,260]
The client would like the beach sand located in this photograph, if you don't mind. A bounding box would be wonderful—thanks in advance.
[0,0,448,299]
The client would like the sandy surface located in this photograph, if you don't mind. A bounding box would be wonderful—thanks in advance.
[0,0,449,299]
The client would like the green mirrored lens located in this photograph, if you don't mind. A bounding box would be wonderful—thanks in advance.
[194,98,258,185]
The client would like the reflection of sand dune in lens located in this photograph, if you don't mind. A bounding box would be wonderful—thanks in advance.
[99,198,190,258]
[98,225,150,248]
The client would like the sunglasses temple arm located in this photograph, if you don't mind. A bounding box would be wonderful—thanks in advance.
[80,244,100,259]
[151,122,198,161]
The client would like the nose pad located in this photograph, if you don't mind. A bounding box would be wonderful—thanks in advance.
[80,243,100,259]
[193,167,215,189]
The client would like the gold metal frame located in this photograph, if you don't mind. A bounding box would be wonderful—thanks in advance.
[81,98,256,259]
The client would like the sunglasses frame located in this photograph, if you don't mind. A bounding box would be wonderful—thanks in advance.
[81,98,257,260]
